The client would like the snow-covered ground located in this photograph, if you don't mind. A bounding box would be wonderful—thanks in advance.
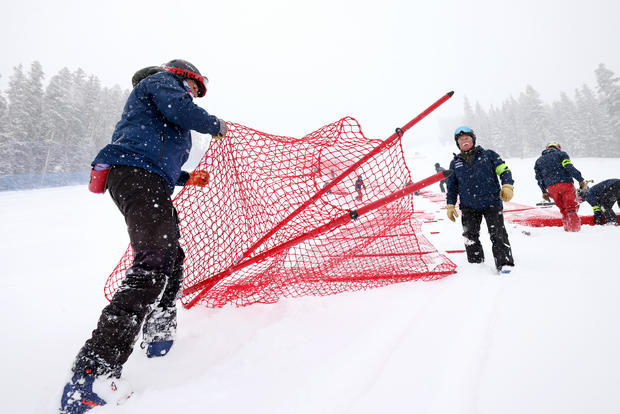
[1,144,620,413]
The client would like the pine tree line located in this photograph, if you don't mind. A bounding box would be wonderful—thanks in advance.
[1,61,619,182]
[455,64,620,158]
[0,61,129,178]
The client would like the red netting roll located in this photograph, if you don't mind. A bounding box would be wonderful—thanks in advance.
[103,117,456,308]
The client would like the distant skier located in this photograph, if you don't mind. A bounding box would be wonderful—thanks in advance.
[578,179,620,225]
[534,141,588,232]
[434,162,447,193]
[446,126,515,274]
[354,174,366,201]
[59,59,226,414]
[324,169,336,194]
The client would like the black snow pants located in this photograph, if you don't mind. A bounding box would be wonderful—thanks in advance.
[73,165,184,377]
[460,205,514,270]
[600,181,620,225]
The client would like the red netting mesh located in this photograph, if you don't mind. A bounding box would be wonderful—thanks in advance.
[103,117,456,308]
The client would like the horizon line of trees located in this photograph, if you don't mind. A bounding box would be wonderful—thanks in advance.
[0,61,129,177]
[451,63,620,158]
[1,62,619,182]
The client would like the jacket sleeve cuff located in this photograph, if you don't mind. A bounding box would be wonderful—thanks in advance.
[176,171,190,186]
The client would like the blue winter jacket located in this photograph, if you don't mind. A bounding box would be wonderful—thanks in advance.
[583,179,620,208]
[92,71,222,194]
[533,147,584,193]
[446,146,514,210]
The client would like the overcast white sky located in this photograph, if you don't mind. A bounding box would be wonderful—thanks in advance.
[2,0,619,140]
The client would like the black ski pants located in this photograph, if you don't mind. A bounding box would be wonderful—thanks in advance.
[600,181,620,224]
[74,165,184,377]
[460,205,514,270]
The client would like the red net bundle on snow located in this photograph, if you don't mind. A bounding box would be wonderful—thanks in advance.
[104,116,456,308]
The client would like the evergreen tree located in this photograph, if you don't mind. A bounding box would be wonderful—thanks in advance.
[463,96,475,123]
[65,68,90,169]
[83,75,103,157]
[500,96,522,158]
[0,76,9,175]
[456,96,477,145]
[1,62,130,182]
[41,67,73,173]
[5,64,31,174]
[24,61,46,173]
[452,64,619,158]
[94,85,127,151]
[574,84,614,157]
[594,63,620,149]
[74,74,103,169]
[3,62,48,174]
[549,92,580,155]
[0,76,7,122]
[473,101,490,149]
[518,85,550,158]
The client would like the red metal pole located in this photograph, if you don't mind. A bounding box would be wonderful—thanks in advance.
[185,169,452,308]
[231,91,454,268]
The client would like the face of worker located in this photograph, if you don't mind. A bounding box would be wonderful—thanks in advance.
[185,79,199,98]
[457,134,474,151]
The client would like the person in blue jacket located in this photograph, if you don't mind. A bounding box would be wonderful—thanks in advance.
[446,126,515,274]
[579,179,620,225]
[60,59,226,414]
[534,141,587,232]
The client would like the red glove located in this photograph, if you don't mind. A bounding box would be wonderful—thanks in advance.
[187,170,210,187]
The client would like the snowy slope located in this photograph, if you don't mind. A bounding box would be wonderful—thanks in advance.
[1,154,620,414]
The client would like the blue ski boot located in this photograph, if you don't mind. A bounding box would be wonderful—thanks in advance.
[60,371,132,413]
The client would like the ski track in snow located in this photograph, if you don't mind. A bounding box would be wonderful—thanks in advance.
[344,274,507,414]
[340,279,454,414]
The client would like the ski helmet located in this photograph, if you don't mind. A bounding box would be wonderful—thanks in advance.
[546,141,561,150]
[161,59,207,97]
[454,126,476,148]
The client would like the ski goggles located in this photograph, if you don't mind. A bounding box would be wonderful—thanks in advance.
[454,126,473,138]
[163,66,208,97]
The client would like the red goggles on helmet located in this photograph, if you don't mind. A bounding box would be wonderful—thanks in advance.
[162,66,208,97]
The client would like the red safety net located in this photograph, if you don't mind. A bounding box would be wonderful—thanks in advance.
[418,190,617,227]
[104,117,456,308]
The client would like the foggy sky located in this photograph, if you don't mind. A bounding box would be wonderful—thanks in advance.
[2,0,619,140]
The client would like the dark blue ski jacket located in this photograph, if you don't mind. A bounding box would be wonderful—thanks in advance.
[534,147,584,193]
[583,179,620,208]
[92,71,222,194]
[446,146,514,210]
